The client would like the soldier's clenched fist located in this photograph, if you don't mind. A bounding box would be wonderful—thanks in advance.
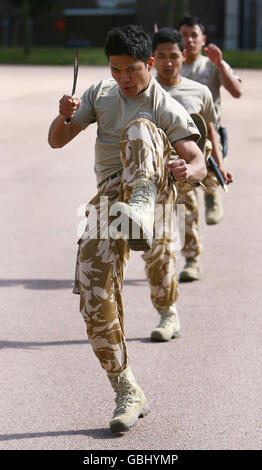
[167,159,191,182]
[59,95,80,119]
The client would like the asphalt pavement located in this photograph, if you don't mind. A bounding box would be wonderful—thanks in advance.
[1,65,262,451]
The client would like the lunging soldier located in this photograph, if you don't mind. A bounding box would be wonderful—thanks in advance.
[48,24,206,433]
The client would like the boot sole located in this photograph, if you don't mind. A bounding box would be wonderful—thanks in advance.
[110,402,151,433]
[151,330,180,342]
[205,218,223,225]
[179,269,202,282]
[179,274,201,282]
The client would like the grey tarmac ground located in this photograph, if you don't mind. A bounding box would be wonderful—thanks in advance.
[0,65,262,451]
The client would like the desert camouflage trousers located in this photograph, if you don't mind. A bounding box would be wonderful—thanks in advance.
[176,188,202,259]
[204,166,220,195]
[176,165,219,258]
[73,118,178,375]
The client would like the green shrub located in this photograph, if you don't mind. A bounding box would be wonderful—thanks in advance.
[0,47,261,68]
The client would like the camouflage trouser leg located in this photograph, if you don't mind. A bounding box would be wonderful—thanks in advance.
[74,175,130,375]
[73,118,177,375]
[120,117,176,199]
[176,153,221,260]
[203,166,219,195]
[121,118,178,312]
[141,227,178,312]
[176,188,203,259]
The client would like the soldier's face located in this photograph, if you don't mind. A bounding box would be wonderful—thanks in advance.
[109,55,154,96]
[179,24,206,59]
[154,42,185,84]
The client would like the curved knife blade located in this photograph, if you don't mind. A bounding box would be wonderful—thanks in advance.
[64,50,79,124]
[71,49,79,97]
[208,155,229,193]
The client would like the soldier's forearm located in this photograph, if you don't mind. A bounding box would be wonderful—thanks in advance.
[187,154,207,182]
[48,115,81,148]
[217,61,242,98]
[174,139,207,182]
[48,115,71,148]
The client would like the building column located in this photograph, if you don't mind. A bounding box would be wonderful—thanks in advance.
[256,0,262,49]
[224,0,240,49]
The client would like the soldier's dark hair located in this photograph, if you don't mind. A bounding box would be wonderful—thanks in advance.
[152,27,184,53]
[178,16,206,35]
[104,24,152,63]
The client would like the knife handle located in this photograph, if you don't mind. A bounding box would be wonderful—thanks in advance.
[64,94,76,125]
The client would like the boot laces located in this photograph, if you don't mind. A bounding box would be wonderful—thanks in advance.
[129,184,154,208]
[158,313,177,329]
[113,379,139,416]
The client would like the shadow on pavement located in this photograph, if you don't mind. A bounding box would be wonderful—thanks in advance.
[0,337,152,350]
[0,340,89,350]
[124,279,147,285]
[0,278,147,290]
[0,428,123,442]
[0,279,74,290]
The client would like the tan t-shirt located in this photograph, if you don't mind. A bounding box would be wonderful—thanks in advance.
[160,76,217,125]
[181,55,241,127]
[73,77,200,185]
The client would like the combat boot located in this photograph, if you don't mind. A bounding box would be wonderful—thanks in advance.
[179,256,202,282]
[108,366,150,433]
[110,178,157,251]
[205,191,223,225]
[151,304,180,342]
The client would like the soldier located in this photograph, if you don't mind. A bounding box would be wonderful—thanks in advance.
[152,27,233,283]
[48,24,206,433]
[179,16,242,268]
